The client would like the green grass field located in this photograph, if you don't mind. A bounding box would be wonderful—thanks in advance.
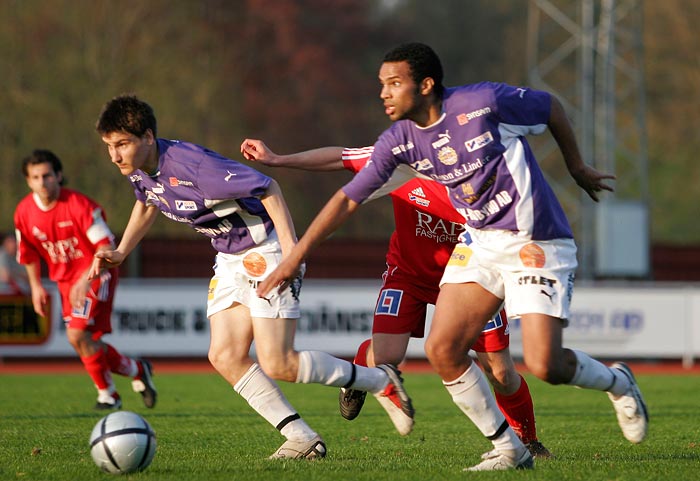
[2,370,698,481]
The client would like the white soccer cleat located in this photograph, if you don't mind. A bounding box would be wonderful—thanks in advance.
[374,364,415,436]
[465,447,534,471]
[269,435,326,460]
[608,362,649,444]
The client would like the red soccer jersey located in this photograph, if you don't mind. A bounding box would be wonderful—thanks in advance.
[342,147,466,289]
[14,188,114,284]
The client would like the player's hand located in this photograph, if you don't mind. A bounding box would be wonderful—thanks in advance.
[240,139,278,165]
[256,257,302,298]
[69,277,90,310]
[89,250,125,280]
[570,165,616,202]
[30,287,48,318]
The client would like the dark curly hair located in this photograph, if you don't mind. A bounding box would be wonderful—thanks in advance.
[96,94,157,138]
[383,42,444,97]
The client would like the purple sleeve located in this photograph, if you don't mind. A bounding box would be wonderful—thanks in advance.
[196,152,271,199]
[493,83,551,128]
[342,134,400,203]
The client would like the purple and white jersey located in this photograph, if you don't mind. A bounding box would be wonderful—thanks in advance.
[129,139,274,254]
[343,82,573,241]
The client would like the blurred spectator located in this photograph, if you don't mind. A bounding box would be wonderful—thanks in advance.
[0,231,29,296]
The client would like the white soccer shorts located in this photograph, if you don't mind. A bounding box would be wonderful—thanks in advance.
[206,232,302,320]
[440,227,577,320]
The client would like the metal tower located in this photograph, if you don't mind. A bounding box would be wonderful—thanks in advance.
[526,0,649,279]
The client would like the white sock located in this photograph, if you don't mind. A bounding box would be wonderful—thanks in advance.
[444,362,522,453]
[234,363,316,442]
[296,350,388,393]
[97,387,117,403]
[568,350,630,395]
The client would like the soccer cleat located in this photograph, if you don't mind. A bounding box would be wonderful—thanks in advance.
[608,362,649,444]
[466,447,534,471]
[339,387,367,420]
[525,440,553,459]
[269,435,326,460]
[132,359,157,409]
[374,364,415,436]
[94,394,122,411]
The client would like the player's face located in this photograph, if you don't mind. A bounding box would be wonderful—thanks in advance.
[101,130,156,176]
[25,162,61,207]
[379,61,423,122]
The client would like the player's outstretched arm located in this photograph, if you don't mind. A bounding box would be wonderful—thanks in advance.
[89,201,159,279]
[548,96,616,202]
[241,138,345,171]
[256,189,359,297]
[260,179,298,257]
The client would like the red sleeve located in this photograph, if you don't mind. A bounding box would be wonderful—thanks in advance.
[14,198,41,266]
[341,147,374,174]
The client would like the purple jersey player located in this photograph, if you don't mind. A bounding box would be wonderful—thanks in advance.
[257,43,648,471]
[90,94,415,460]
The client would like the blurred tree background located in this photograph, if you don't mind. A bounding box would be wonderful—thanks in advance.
[0,0,697,244]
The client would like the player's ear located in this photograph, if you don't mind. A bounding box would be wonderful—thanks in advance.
[144,129,155,144]
[420,77,435,96]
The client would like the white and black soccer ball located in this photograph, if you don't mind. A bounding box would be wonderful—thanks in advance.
[89,411,157,474]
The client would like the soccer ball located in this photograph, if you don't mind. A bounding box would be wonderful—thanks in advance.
[89,411,157,474]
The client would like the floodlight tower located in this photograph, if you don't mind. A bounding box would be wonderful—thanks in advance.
[526,0,649,279]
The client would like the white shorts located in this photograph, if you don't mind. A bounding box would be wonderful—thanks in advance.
[206,232,302,320]
[440,227,577,320]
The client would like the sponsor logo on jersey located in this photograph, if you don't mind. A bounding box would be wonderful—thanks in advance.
[32,226,47,241]
[152,183,165,194]
[466,106,492,121]
[169,177,195,187]
[410,186,426,197]
[415,211,464,243]
[408,186,430,206]
[224,170,236,182]
[457,113,469,125]
[463,190,513,221]
[129,174,143,182]
[408,194,430,207]
[57,220,74,228]
[465,131,494,152]
[175,200,197,211]
[410,158,433,171]
[391,141,415,155]
[460,173,495,204]
[145,191,159,203]
[437,146,458,166]
[431,130,451,149]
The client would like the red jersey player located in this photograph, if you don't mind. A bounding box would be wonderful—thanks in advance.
[14,149,157,410]
[240,140,551,458]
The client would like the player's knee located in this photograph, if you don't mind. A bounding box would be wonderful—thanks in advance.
[527,359,566,385]
[257,355,296,382]
[488,364,520,393]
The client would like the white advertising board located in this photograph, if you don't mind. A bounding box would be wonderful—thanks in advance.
[1,280,698,366]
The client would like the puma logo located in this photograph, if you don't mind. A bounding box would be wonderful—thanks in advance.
[540,289,555,301]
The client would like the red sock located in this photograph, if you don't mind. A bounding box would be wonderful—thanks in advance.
[353,339,372,366]
[81,350,114,391]
[104,343,140,378]
[495,374,538,443]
